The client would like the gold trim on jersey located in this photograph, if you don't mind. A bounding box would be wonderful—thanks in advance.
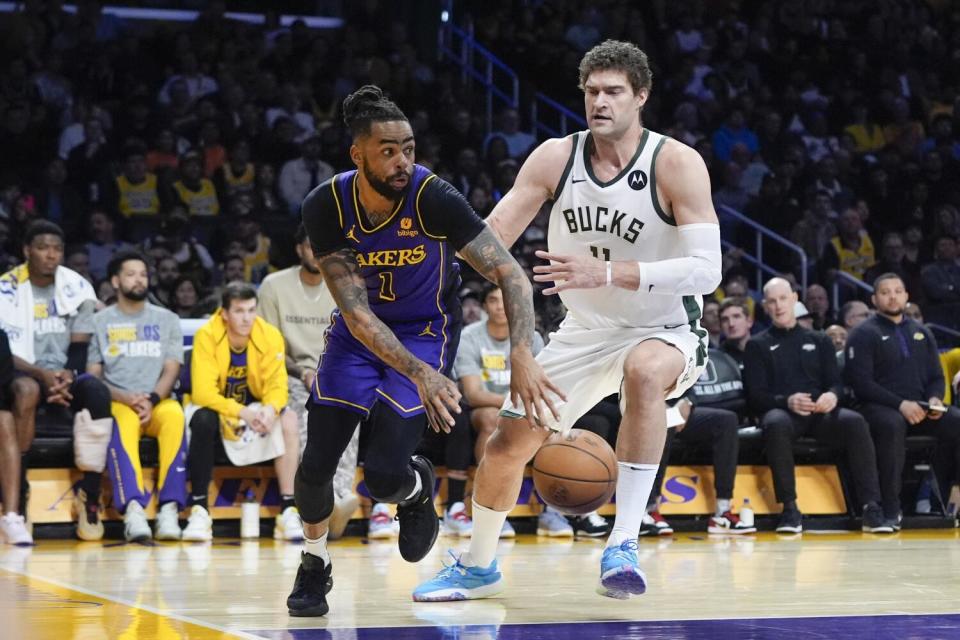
[435,241,449,372]
[415,174,446,240]
[331,178,344,230]
[353,174,405,233]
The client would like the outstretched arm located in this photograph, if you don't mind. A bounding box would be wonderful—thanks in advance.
[313,245,461,432]
[485,136,573,249]
[458,226,565,424]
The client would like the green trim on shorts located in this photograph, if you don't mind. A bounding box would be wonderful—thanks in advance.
[682,295,708,367]
[499,408,524,420]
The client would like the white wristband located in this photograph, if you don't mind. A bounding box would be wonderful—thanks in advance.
[605,261,612,286]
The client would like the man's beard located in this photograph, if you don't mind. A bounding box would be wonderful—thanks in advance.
[121,285,149,302]
[883,305,905,316]
[362,159,408,200]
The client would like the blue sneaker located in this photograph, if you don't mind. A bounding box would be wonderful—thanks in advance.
[597,540,647,599]
[412,551,504,602]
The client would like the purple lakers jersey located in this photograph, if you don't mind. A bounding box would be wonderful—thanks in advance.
[330,164,460,323]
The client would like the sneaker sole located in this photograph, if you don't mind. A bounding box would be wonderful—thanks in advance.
[412,578,504,602]
[154,532,182,541]
[536,528,574,537]
[288,602,330,617]
[125,533,152,543]
[182,532,213,542]
[775,526,802,534]
[574,529,609,538]
[707,526,757,535]
[598,567,647,599]
[862,526,895,533]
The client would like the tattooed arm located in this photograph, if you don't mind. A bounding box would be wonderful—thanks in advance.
[459,227,536,351]
[458,227,565,424]
[314,246,461,432]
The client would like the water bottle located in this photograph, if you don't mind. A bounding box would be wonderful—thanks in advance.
[240,488,260,538]
[739,498,754,528]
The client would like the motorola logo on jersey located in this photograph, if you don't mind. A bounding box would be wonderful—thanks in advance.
[561,206,645,244]
[356,244,427,267]
[627,170,648,191]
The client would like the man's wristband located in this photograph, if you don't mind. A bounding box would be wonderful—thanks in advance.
[149,392,161,407]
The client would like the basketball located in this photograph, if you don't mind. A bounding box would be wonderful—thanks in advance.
[532,429,618,515]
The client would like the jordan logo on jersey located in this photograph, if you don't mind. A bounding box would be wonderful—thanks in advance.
[561,206,645,244]
[419,321,437,338]
[345,225,359,243]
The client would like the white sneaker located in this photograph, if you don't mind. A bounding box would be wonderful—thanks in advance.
[537,507,574,537]
[182,505,213,541]
[154,502,182,540]
[499,519,516,539]
[329,493,360,540]
[274,506,305,541]
[368,503,399,539]
[123,502,152,542]
[442,501,474,537]
[1,512,34,546]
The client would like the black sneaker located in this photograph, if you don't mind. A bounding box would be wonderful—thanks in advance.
[862,503,893,533]
[396,455,440,563]
[567,511,611,537]
[287,552,334,617]
[887,512,903,532]
[775,508,803,533]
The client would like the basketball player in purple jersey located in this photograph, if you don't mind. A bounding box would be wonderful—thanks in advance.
[286,86,561,617]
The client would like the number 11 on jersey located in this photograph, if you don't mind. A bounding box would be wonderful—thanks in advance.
[590,246,611,260]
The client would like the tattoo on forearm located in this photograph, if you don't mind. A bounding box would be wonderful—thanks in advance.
[460,227,535,349]
[318,247,425,379]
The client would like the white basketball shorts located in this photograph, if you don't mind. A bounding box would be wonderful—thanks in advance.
[500,314,708,433]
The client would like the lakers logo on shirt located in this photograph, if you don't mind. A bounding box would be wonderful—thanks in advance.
[105,323,163,357]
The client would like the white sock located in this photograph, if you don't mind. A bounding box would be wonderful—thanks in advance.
[716,499,731,516]
[402,468,423,503]
[607,462,659,548]
[462,501,508,568]
[304,532,330,564]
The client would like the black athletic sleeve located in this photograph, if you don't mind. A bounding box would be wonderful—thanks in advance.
[300,178,350,258]
[416,176,487,251]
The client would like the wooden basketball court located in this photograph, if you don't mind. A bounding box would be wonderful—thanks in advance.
[3,528,959,639]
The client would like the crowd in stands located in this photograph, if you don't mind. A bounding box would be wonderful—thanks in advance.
[2,1,960,543]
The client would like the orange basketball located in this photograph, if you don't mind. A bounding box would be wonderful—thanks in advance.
[532,428,618,515]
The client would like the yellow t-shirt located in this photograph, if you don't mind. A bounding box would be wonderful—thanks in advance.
[174,179,220,217]
[116,174,160,217]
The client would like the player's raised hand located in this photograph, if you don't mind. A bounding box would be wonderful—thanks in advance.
[532,250,606,294]
[510,348,566,429]
[415,367,462,433]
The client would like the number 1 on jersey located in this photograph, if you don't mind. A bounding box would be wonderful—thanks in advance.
[378,271,396,301]
[590,246,611,261]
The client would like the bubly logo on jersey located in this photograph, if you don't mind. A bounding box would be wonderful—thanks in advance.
[397,217,419,238]
[561,207,645,244]
[628,170,648,191]
[356,244,427,267]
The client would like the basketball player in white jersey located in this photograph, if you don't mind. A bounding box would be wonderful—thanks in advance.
[414,40,722,601]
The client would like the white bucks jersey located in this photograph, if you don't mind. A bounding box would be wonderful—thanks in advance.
[547,129,702,329]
